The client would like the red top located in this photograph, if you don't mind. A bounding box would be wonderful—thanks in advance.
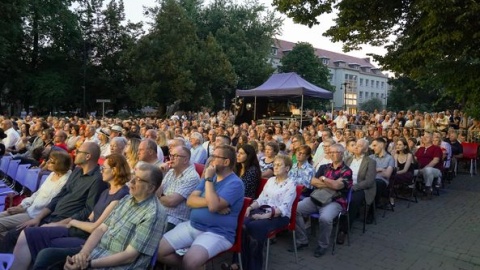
[415,145,443,170]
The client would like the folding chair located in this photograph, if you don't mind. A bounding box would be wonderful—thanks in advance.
[265,185,303,270]
[24,168,41,193]
[0,253,14,270]
[332,188,354,254]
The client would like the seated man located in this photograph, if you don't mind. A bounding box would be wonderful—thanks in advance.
[291,143,352,257]
[158,145,244,270]
[369,138,395,206]
[415,132,443,198]
[157,146,200,231]
[56,163,167,270]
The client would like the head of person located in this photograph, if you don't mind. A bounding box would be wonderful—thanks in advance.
[47,151,72,174]
[432,134,442,146]
[85,125,96,138]
[212,145,236,173]
[101,154,131,186]
[97,128,110,143]
[273,154,292,178]
[54,130,67,144]
[370,138,386,155]
[346,137,357,154]
[290,134,305,153]
[1,119,12,130]
[145,129,158,141]
[265,141,280,159]
[448,131,458,142]
[236,144,260,173]
[353,138,369,157]
[396,137,410,154]
[125,138,141,160]
[75,142,101,166]
[329,143,346,163]
[296,145,312,164]
[138,139,158,163]
[170,145,191,170]
[42,128,54,142]
[422,132,433,146]
[110,125,123,139]
[110,137,127,155]
[130,162,164,201]
[214,135,231,148]
[70,124,80,136]
[189,132,203,147]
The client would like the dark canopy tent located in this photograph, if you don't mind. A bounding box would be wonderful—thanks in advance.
[235,72,333,126]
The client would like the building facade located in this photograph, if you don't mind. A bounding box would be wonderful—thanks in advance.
[270,39,389,114]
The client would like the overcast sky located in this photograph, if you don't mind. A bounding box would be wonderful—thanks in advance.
[124,0,387,65]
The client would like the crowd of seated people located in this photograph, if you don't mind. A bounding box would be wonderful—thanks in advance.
[0,107,476,269]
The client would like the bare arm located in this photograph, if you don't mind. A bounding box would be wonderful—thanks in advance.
[186,190,208,208]
[90,245,140,268]
[159,193,184,208]
[69,201,120,233]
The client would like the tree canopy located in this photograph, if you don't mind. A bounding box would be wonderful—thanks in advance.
[272,0,480,117]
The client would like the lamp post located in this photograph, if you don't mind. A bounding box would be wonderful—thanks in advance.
[342,82,349,112]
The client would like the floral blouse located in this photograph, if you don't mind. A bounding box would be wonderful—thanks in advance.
[259,157,274,173]
[255,177,296,218]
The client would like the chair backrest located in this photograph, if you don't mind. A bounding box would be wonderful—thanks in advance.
[24,168,41,192]
[0,156,13,174]
[230,197,253,253]
[15,164,30,186]
[287,185,304,231]
[0,253,14,270]
[194,163,205,177]
[461,142,478,159]
[345,188,354,212]
[255,178,269,199]
[6,160,21,180]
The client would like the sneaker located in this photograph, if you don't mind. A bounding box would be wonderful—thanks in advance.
[314,246,327,257]
[287,243,308,252]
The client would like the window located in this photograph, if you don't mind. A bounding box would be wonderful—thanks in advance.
[322,59,329,65]
[381,82,385,89]
[371,80,374,87]
[365,92,369,98]
[359,91,363,98]
[365,79,369,87]
[376,81,379,88]
[345,74,349,80]
[360,78,364,86]
[381,93,384,99]
[271,47,278,55]
[376,93,379,98]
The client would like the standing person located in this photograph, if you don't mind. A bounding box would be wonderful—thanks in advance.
[234,144,261,198]
[333,111,348,129]
[158,145,244,270]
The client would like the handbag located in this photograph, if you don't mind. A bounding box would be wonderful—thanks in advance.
[310,188,339,206]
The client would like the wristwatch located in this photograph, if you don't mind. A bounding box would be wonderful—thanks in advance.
[205,177,214,182]
[321,176,326,182]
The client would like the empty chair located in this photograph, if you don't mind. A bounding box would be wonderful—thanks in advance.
[14,164,30,187]
[6,160,21,180]
[458,142,478,176]
[0,156,13,174]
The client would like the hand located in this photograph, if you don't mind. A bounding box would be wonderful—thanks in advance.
[64,256,81,270]
[245,207,251,217]
[17,218,40,230]
[217,207,231,215]
[204,164,216,179]
[7,206,24,215]
[159,162,171,173]
[71,252,90,270]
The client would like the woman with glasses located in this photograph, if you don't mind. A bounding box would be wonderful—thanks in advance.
[259,142,279,178]
[0,151,72,235]
[234,144,261,198]
[12,154,130,270]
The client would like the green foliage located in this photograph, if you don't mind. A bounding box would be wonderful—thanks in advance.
[271,0,480,117]
[359,98,383,112]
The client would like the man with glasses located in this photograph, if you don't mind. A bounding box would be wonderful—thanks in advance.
[158,145,244,269]
[63,163,166,270]
[0,142,106,252]
[157,146,200,232]
[290,143,352,258]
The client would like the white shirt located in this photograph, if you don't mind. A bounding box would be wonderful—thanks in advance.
[349,156,364,185]
[3,128,20,149]
[333,115,348,129]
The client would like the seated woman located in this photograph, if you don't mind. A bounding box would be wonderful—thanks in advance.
[234,144,261,199]
[390,138,414,206]
[259,141,279,178]
[11,154,131,270]
[0,151,72,235]
[288,145,315,196]
[240,155,296,270]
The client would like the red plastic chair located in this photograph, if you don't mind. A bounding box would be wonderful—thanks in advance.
[194,163,205,177]
[264,185,303,270]
[459,142,478,176]
[209,197,252,270]
[255,178,268,199]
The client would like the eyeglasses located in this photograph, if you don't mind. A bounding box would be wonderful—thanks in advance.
[76,150,90,155]
[99,166,111,173]
[47,159,56,164]
[330,151,343,154]
[131,176,152,185]
[211,154,228,160]
[169,154,186,159]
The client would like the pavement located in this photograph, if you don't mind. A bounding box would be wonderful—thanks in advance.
[209,170,480,270]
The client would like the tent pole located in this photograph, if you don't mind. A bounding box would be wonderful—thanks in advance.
[254,96,257,122]
[300,95,304,129]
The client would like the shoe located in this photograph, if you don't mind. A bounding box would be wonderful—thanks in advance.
[220,263,239,270]
[287,243,308,252]
[314,246,327,257]
[336,231,346,245]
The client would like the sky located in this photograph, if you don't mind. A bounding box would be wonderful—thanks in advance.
[123,0,388,67]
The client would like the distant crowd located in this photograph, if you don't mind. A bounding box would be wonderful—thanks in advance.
[0,107,476,270]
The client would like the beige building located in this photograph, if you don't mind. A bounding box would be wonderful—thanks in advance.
[269,39,389,114]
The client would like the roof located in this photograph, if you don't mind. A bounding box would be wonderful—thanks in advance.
[236,72,333,99]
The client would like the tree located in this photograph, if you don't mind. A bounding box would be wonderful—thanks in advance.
[271,0,480,117]
[360,98,383,113]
